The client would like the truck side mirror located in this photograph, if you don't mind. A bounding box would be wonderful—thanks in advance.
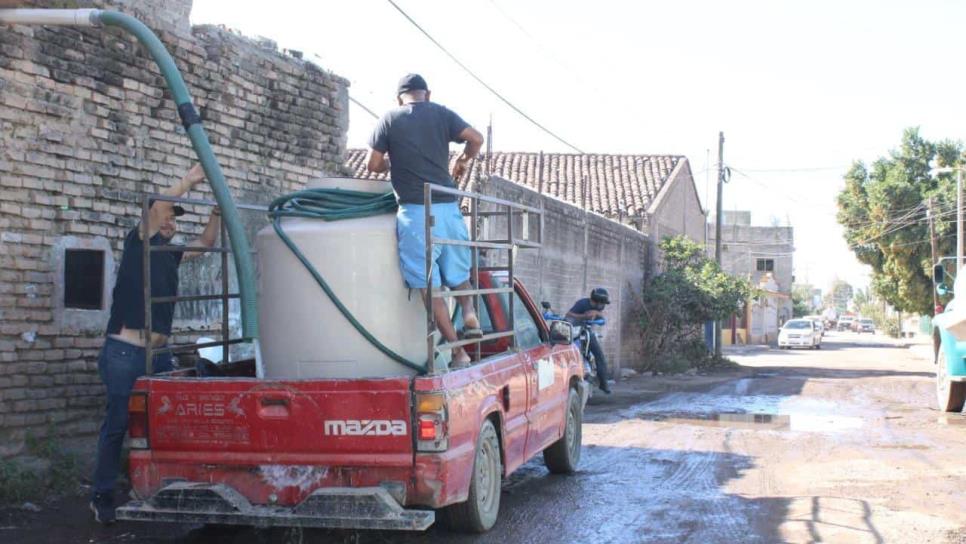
[934,264,945,285]
[548,320,573,345]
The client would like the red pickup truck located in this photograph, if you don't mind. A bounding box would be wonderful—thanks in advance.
[117,272,586,533]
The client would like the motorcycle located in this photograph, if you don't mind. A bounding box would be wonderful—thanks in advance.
[541,301,606,393]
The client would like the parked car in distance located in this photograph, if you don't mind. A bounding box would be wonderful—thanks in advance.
[804,315,825,337]
[778,319,822,349]
[858,318,875,334]
[837,316,855,331]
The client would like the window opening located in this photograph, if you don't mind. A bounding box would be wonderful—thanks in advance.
[64,249,105,310]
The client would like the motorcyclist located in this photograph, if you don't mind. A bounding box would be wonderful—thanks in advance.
[566,287,612,394]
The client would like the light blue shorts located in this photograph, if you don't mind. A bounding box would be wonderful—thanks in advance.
[396,201,471,289]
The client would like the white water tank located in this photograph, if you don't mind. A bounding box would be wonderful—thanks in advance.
[256,177,429,378]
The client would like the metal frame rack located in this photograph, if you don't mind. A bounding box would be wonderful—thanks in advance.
[423,184,543,374]
[141,194,266,373]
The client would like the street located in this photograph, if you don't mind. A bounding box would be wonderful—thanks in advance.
[4,331,965,543]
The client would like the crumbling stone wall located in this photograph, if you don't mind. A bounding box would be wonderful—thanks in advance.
[0,0,349,456]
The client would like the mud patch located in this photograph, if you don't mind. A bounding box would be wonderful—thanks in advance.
[936,415,966,427]
[258,465,329,493]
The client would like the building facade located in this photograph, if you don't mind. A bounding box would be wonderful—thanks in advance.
[709,212,795,344]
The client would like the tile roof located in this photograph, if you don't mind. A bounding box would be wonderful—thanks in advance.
[344,150,685,217]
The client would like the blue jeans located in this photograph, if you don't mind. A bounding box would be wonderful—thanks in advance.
[92,337,173,496]
[396,201,471,288]
[588,332,610,385]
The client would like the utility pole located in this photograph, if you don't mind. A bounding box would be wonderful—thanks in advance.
[928,197,939,312]
[958,169,963,274]
[714,131,725,358]
[485,115,493,178]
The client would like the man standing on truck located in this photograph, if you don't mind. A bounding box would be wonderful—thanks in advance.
[566,288,613,394]
[90,164,221,524]
[366,73,485,367]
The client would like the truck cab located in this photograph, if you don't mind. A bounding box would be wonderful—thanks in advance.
[931,261,966,412]
[117,272,586,533]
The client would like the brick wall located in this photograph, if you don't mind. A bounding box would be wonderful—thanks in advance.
[0,0,349,456]
[478,176,650,374]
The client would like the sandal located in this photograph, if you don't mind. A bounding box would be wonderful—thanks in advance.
[463,313,483,339]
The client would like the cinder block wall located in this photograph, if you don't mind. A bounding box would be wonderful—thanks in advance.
[479,176,650,375]
[0,0,348,456]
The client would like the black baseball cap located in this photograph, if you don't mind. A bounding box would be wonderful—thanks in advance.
[397,73,428,95]
[149,199,186,217]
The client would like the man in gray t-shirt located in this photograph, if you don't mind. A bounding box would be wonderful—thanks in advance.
[366,74,485,367]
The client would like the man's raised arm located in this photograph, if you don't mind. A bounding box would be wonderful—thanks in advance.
[451,127,484,181]
[144,164,206,239]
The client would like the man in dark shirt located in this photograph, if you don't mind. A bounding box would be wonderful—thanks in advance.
[567,287,612,394]
[366,74,485,367]
[90,164,220,524]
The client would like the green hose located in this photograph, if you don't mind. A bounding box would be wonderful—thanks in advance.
[96,11,259,340]
[268,187,427,374]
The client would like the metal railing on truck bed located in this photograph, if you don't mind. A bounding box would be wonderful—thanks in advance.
[140,184,542,376]
[141,194,267,373]
[423,183,543,374]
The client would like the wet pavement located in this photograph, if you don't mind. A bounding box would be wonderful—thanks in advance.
[4,331,966,543]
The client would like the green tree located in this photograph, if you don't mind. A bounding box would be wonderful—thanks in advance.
[825,280,854,313]
[837,128,962,315]
[637,236,753,371]
[791,285,812,317]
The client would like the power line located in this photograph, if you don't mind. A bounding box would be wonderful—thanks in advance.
[385,0,585,153]
[729,167,836,212]
[737,166,851,173]
[349,95,380,120]
[845,204,965,250]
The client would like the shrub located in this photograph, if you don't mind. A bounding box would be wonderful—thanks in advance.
[637,236,753,372]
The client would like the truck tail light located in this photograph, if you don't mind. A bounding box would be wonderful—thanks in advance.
[128,392,149,449]
[415,392,447,452]
[418,419,437,440]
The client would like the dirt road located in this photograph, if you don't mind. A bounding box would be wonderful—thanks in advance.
[4,331,965,543]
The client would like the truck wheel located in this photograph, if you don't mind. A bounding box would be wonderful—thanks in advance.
[544,387,583,474]
[936,350,966,412]
[444,419,502,533]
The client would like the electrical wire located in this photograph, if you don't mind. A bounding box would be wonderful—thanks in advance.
[846,205,961,250]
[385,0,585,153]
[349,95,380,120]
[737,166,851,173]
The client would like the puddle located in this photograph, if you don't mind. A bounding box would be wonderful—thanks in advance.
[640,411,864,433]
[936,415,966,426]
[627,383,868,434]
[641,412,791,429]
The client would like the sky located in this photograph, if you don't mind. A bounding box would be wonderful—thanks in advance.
[190,0,966,294]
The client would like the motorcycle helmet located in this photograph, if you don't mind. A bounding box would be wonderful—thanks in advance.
[590,287,610,305]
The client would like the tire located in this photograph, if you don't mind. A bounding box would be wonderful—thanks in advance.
[815,343,821,350]
[544,388,583,474]
[936,350,966,413]
[444,419,502,533]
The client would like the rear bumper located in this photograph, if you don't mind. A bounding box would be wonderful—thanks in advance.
[779,340,813,347]
[116,482,434,531]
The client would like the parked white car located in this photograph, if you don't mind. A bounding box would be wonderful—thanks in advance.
[778,319,822,349]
